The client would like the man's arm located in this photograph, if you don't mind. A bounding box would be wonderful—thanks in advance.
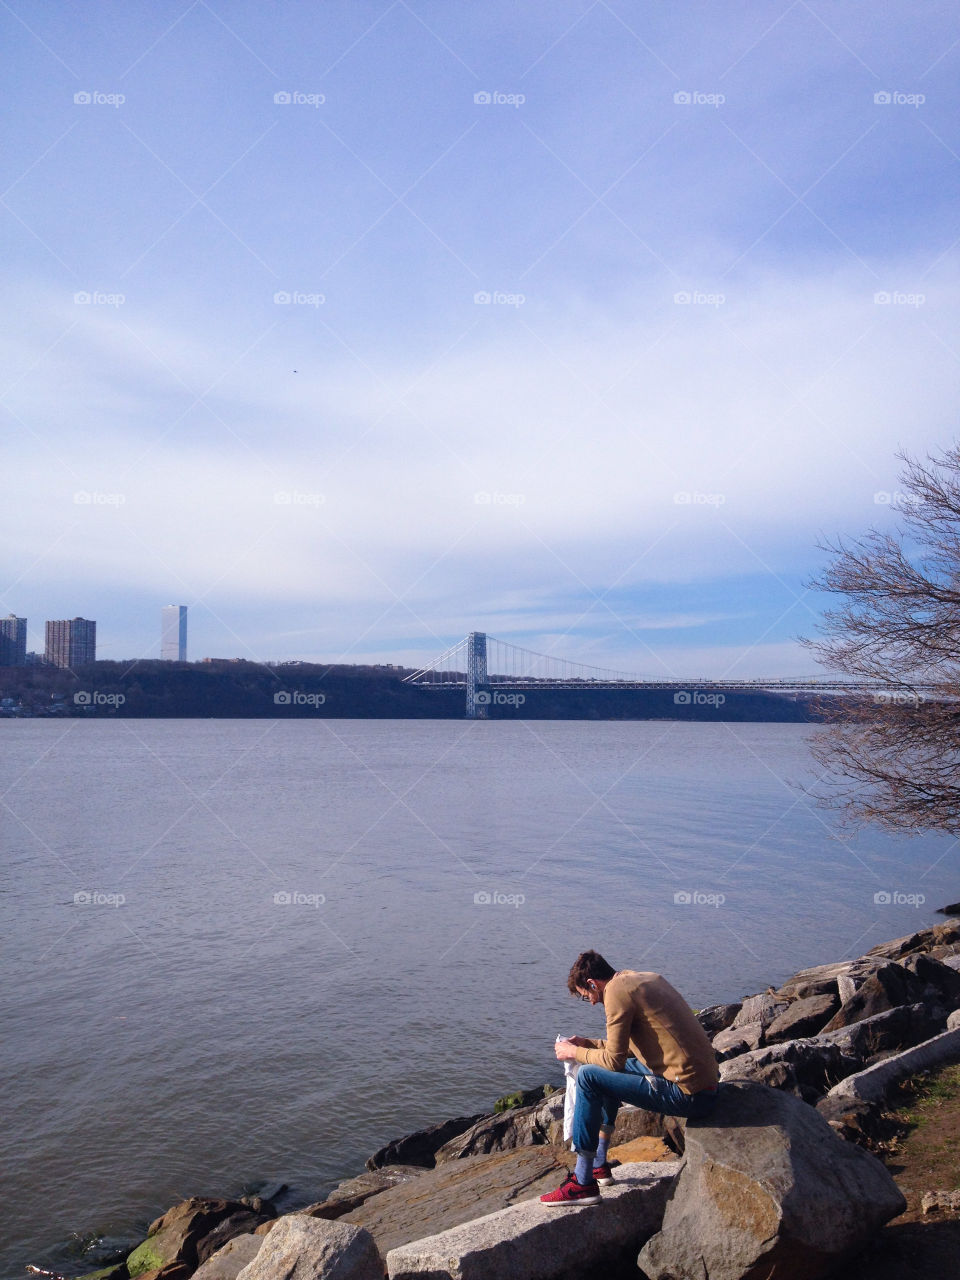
[573,988,632,1071]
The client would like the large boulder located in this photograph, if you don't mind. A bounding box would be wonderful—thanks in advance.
[434,1092,562,1162]
[696,1002,742,1038]
[638,1081,905,1280]
[820,962,928,1032]
[899,951,960,1004]
[340,1147,580,1257]
[386,1160,680,1280]
[732,993,789,1029]
[127,1199,254,1276]
[764,993,839,1044]
[366,1113,486,1170]
[719,1037,853,1098]
[299,1167,427,1220]
[235,1216,380,1280]
[712,1022,764,1060]
[191,1234,263,1280]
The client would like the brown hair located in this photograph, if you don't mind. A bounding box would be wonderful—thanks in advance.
[567,950,616,995]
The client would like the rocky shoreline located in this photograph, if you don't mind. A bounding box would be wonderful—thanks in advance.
[41,916,960,1280]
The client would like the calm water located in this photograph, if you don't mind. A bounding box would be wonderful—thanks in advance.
[2,719,957,1277]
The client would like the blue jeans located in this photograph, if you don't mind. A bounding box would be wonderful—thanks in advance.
[571,1059,720,1153]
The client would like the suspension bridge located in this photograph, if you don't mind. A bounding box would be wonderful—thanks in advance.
[402,632,931,719]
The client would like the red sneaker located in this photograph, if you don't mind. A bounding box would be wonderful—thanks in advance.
[592,1162,614,1185]
[539,1172,601,1206]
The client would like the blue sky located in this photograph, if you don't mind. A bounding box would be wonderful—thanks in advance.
[3,1,959,676]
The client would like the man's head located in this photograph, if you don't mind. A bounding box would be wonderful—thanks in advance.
[567,950,616,1004]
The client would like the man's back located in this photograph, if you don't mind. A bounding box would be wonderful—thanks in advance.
[574,969,719,1093]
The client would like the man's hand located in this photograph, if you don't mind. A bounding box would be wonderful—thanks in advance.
[554,1038,580,1061]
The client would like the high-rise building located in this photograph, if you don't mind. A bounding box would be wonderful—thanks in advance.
[0,615,27,666]
[45,618,96,668]
[161,605,187,661]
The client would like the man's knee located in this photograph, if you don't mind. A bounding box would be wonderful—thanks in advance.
[576,1065,604,1096]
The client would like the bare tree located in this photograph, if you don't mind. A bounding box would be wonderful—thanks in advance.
[801,443,960,835]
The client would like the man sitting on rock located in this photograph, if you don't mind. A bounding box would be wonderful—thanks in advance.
[540,950,720,1206]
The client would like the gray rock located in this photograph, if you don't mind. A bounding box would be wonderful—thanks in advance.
[366,1114,486,1170]
[943,956,960,974]
[638,1081,905,1280]
[197,1212,272,1265]
[732,992,788,1028]
[300,1167,427,1220]
[385,1160,680,1280]
[821,962,928,1031]
[340,1147,577,1257]
[824,1026,960,1104]
[695,1001,742,1037]
[434,1092,562,1163]
[191,1235,262,1280]
[712,1021,763,1060]
[775,959,852,1000]
[899,951,960,1003]
[949,1009,960,1030]
[816,1001,943,1060]
[764,993,839,1043]
[719,1036,852,1096]
[235,1216,380,1280]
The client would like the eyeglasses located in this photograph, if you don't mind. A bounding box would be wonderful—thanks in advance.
[577,989,593,1001]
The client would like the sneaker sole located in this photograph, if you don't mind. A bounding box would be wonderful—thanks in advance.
[595,1176,614,1185]
[540,1197,601,1206]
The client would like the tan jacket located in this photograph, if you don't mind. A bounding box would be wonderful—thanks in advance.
[573,970,719,1094]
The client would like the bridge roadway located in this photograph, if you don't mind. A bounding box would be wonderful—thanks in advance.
[416,679,944,693]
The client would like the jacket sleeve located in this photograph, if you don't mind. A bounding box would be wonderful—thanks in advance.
[573,990,632,1071]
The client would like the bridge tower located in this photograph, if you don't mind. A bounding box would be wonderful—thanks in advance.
[465,631,488,719]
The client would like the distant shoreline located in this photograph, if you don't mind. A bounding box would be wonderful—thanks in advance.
[0,659,825,722]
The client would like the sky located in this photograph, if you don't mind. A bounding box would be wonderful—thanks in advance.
[3,0,959,678]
